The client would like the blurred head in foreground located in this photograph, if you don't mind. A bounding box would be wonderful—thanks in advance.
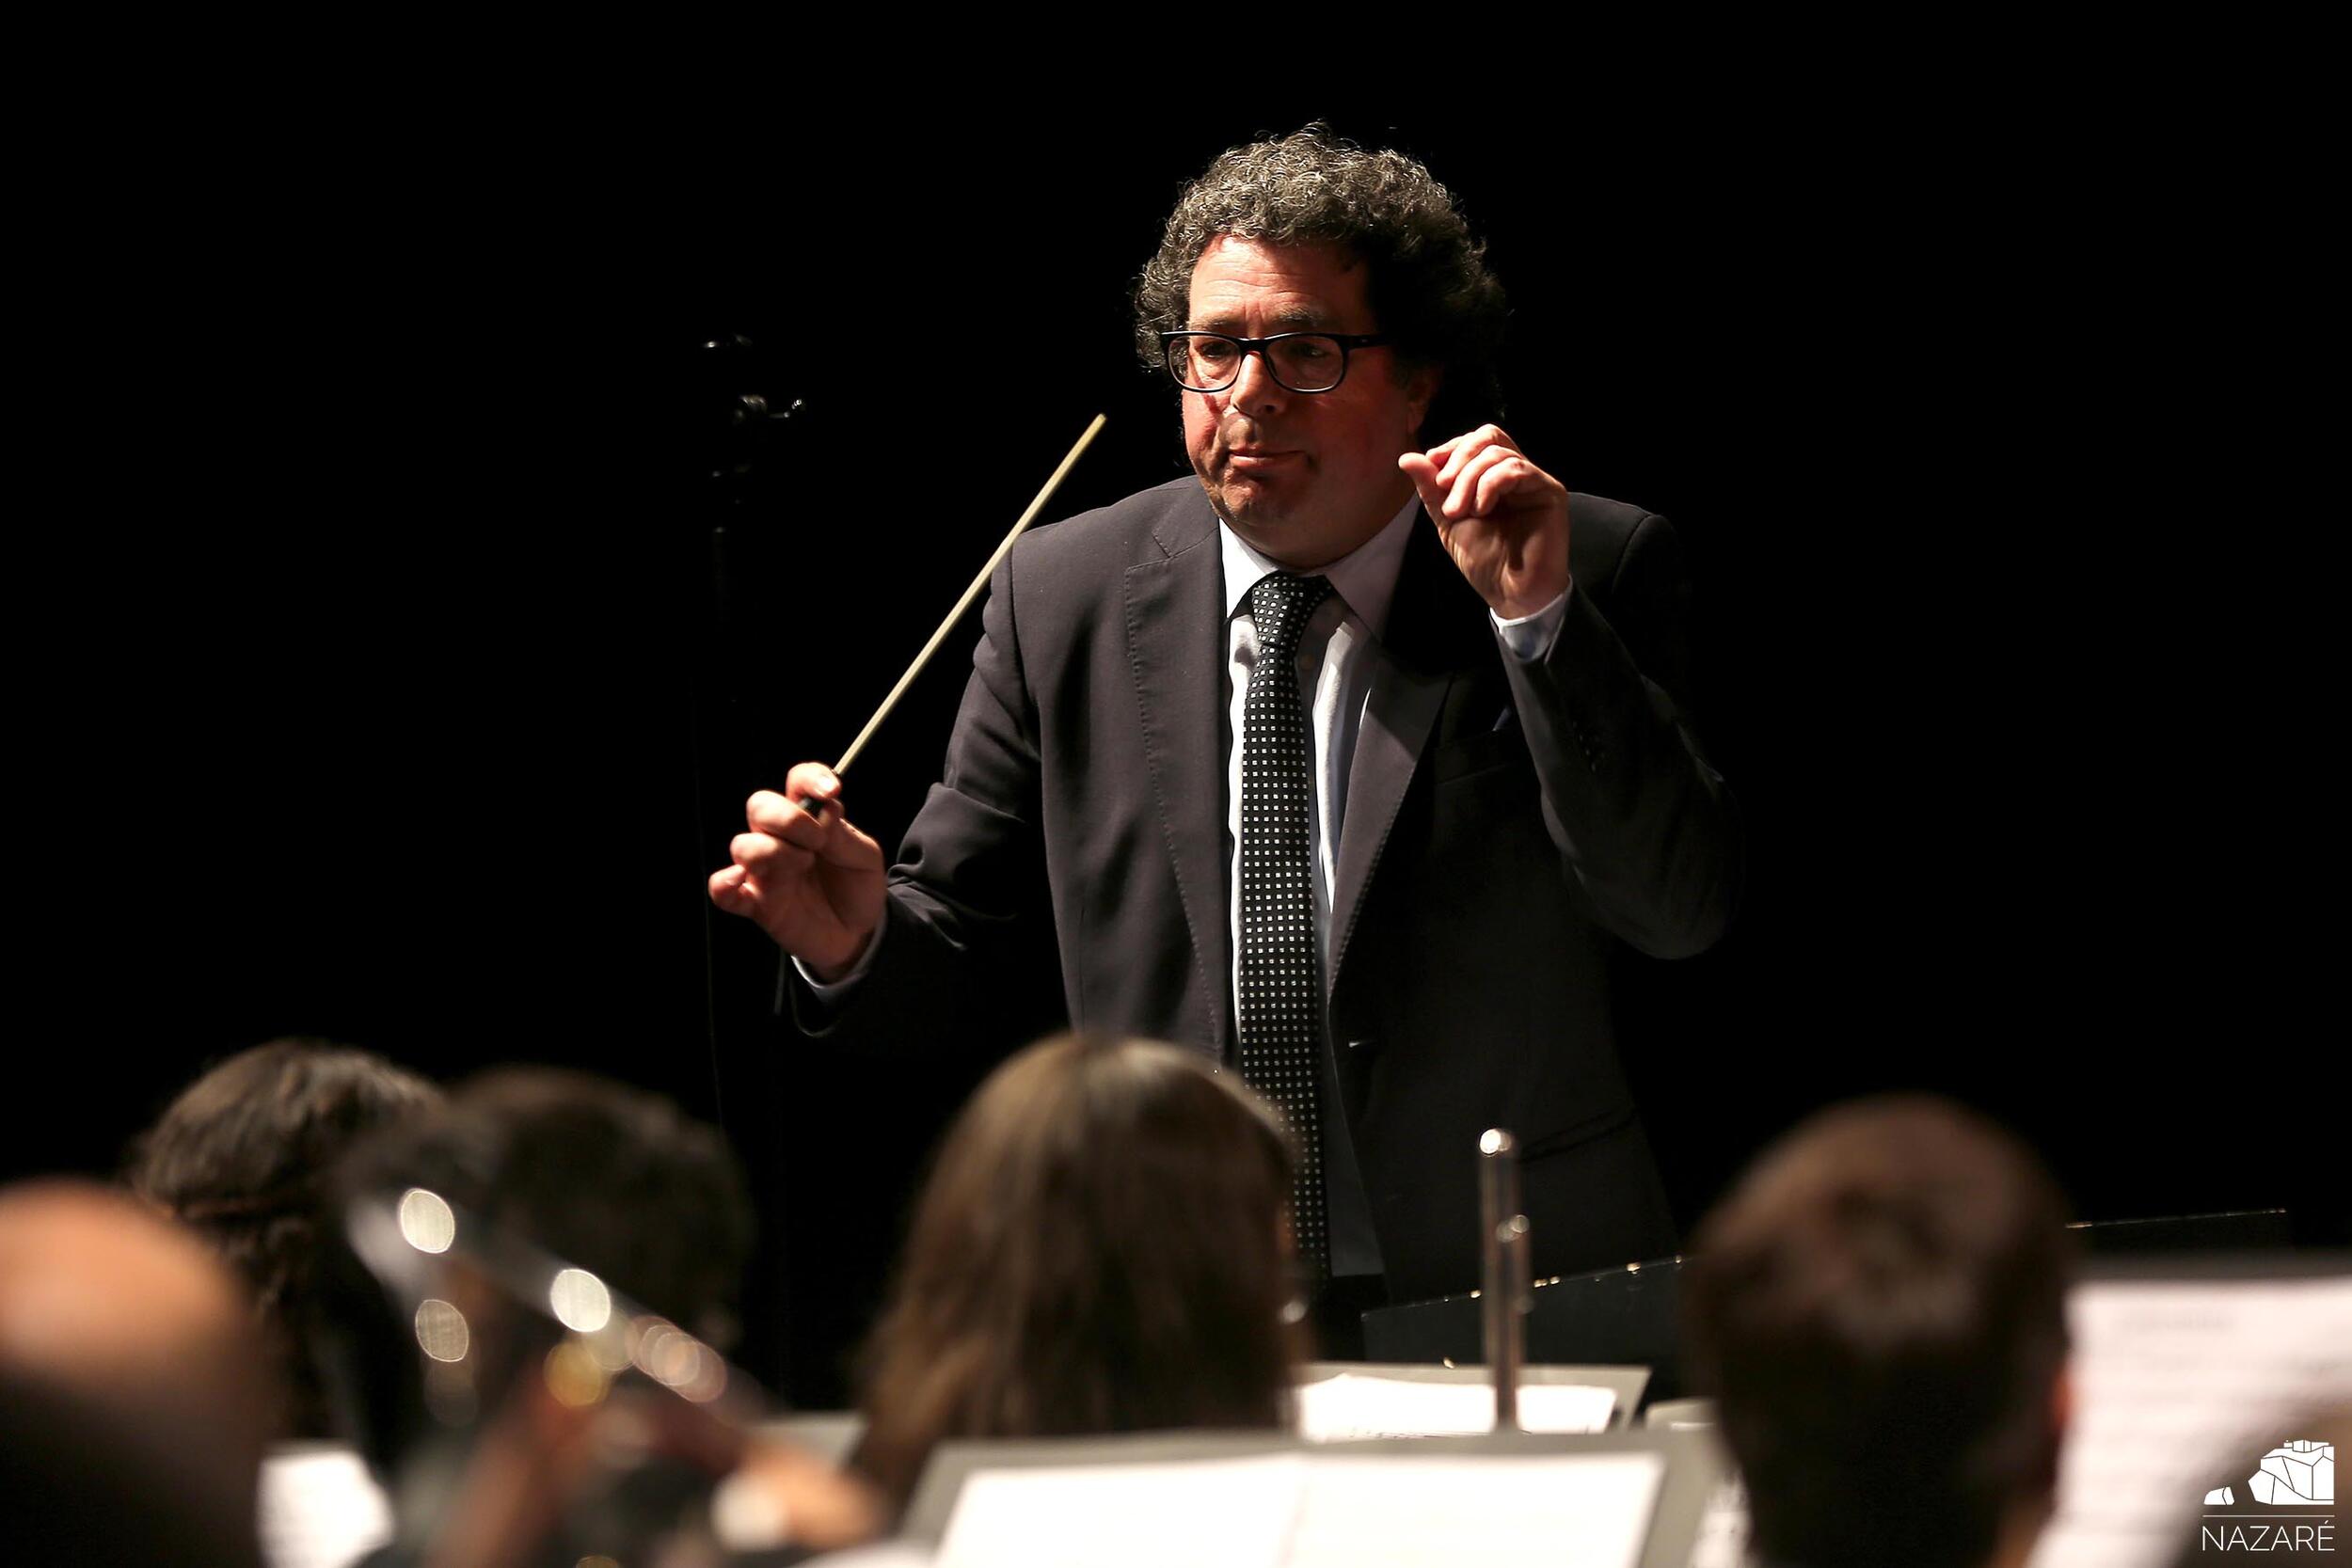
[326,1065,757,1464]
[855,1034,1303,1509]
[130,1037,440,1436]
[0,1180,272,1566]
[350,1066,752,1342]
[326,1066,881,1565]
[1683,1098,2075,1568]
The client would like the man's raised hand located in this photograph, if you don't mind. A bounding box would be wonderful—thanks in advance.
[1399,424,1571,619]
[707,764,885,983]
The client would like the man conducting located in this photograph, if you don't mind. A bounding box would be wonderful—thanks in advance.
[709,129,1740,1334]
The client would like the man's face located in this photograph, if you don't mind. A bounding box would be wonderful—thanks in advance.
[1181,237,1436,570]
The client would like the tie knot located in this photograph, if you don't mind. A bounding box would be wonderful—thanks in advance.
[1249,572,1334,657]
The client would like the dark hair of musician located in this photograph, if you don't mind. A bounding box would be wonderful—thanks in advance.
[1133,124,1508,437]
[1683,1097,2075,1568]
[317,1067,757,1481]
[348,1066,755,1350]
[127,1038,440,1437]
[853,1034,1303,1510]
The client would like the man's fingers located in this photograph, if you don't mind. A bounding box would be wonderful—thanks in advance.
[745,789,793,832]
[748,799,823,846]
[1432,436,1480,488]
[738,788,876,882]
[1470,453,1540,516]
[783,763,842,813]
[719,769,882,959]
[731,830,770,870]
[1416,432,1468,469]
[1417,422,1513,467]
[733,830,820,875]
[1441,447,1501,516]
[1426,423,1519,487]
[746,790,834,852]
[1443,446,1520,519]
[708,865,755,914]
[1399,451,1446,515]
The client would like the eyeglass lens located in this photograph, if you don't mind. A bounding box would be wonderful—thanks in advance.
[1168,335,1349,393]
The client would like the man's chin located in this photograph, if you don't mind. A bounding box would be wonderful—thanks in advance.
[1202,486,1289,548]
[1206,466,1296,518]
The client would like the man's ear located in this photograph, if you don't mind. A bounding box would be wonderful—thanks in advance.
[1405,362,1443,440]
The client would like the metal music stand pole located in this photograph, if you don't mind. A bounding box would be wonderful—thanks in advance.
[1479,1128,1530,1430]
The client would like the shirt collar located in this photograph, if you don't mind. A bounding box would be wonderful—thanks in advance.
[1217,494,1421,639]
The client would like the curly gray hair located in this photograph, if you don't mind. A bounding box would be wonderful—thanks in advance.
[1133,126,1506,436]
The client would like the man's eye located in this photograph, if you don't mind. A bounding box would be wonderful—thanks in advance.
[1192,339,1238,364]
[1287,340,1332,360]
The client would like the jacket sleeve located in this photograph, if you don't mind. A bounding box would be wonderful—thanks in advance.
[1500,512,1741,959]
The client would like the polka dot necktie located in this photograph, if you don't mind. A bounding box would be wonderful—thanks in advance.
[1239,570,1336,1284]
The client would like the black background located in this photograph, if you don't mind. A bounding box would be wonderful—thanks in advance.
[14,85,2335,1406]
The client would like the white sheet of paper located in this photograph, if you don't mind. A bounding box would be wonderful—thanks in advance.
[936,1447,1665,1568]
[2026,1275,2352,1568]
[937,1453,1305,1568]
[257,1446,394,1568]
[1295,1372,1615,1439]
[1283,1450,1666,1568]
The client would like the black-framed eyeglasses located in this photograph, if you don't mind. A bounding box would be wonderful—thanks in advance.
[1158,330,1392,394]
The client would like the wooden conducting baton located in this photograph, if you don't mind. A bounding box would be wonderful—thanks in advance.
[800,413,1107,816]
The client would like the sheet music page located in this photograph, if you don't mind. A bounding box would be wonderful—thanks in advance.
[257,1446,394,1568]
[2026,1275,2352,1568]
[1282,1450,1666,1568]
[1295,1372,1615,1439]
[936,1453,1305,1568]
[1518,1383,1623,1433]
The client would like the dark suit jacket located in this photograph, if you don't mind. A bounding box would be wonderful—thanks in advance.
[797,477,1740,1301]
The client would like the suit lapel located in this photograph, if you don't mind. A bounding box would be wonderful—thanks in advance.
[1125,504,1232,1054]
[1331,513,1479,991]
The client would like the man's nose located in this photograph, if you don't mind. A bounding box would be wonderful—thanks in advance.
[1227,346,1290,414]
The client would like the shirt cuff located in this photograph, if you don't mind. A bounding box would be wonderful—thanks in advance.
[1489,582,1572,662]
[792,916,886,997]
